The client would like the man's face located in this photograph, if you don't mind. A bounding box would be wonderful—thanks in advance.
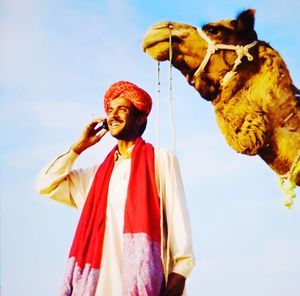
[107,97,141,140]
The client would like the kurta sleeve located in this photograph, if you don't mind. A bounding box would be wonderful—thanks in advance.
[35,148,99,209]
[155,148,195,279]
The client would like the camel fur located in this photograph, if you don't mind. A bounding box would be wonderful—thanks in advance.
[142,9,300,186]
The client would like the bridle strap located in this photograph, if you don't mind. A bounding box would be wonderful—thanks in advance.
[193,28,258,86]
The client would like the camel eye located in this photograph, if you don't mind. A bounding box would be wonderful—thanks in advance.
[204,26,219,35]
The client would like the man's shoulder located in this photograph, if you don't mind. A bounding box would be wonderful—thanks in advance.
[154,146,171,156]
[154,147,177,165]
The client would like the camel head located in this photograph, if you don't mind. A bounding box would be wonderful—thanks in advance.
[142,9,258,101]
[143,9,300,195]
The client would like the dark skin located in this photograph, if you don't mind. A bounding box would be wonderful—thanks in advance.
[71,97,145,154]
[161,272,186,296]
[72,97,186,294]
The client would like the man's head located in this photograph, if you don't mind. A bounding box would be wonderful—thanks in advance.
[104,81,152,140]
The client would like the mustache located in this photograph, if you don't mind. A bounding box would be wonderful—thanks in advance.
[108,116,123,124]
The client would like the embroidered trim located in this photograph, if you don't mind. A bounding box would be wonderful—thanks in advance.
[122,233,163,296]
[60,257,99,296]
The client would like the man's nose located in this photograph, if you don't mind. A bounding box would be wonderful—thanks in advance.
[108,110,119,119]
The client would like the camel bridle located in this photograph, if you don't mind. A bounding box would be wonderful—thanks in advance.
[193,28,258,87]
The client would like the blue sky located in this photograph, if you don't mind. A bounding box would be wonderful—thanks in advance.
[1,0,300,295]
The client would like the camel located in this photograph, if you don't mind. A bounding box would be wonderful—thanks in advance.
[142,9,300,195]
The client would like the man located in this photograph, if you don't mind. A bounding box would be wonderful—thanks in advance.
[36,81,194,296]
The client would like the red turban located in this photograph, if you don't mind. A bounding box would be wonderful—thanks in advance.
[104,81,152,116]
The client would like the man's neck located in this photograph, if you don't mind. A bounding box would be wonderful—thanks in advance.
[117,138,138,156]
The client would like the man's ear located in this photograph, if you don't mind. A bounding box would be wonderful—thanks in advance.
[136,114,147,126]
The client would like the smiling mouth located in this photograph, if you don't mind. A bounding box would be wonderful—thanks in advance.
[109,120,122,128]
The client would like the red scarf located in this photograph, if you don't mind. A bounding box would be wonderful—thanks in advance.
[60,138,163,296]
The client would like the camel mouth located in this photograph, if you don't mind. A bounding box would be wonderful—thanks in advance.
[142,38,170,52]
[143,35,183,59]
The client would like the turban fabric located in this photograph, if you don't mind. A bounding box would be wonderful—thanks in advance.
[104,81,152,116]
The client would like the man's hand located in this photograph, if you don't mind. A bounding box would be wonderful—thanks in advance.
[71,118,108,154]
[161,272,186,296]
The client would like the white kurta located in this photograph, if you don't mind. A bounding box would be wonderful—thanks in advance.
[36,146,195,295]
[96,154,131,295]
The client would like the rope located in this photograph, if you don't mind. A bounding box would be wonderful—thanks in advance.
[279,151,300,208]
[156,61,161,148]
[156,60,167,282]
[165,24,176,284]
[156,24,178,283]
[194,28,257,86]
[168,25,176,154]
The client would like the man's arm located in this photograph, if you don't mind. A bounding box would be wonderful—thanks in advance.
[155,149,195,295]
[36,118,108,208]
[71,117,108,154]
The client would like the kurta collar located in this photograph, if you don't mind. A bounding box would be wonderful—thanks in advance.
[114,145,134,162]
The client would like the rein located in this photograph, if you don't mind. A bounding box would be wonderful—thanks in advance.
[279,151,300,208]
[193,28,258,87]
[156,24,176,282]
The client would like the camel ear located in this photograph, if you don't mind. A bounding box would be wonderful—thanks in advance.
[236,9,255,32]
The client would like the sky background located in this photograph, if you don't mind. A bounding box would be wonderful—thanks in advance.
[1,0,300,295]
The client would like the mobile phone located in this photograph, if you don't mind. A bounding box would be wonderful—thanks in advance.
[100,119,108,130]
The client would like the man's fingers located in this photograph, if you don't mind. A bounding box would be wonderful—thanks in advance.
[95,129,108,139]
[91,117,107,128]
[88,130,108,147]
[94,121,108,133]
[85,118,107,136]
